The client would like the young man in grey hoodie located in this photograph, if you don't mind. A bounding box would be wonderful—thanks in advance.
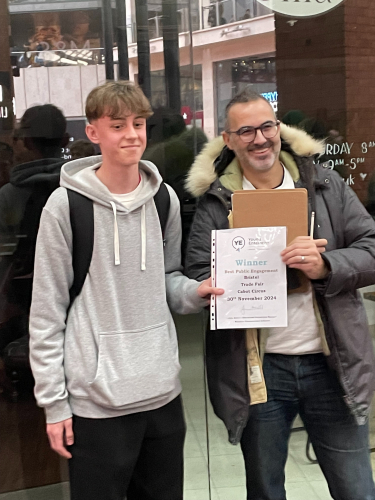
[29,81,222,500]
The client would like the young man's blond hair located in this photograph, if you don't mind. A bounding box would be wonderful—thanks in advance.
[85,80,153,123]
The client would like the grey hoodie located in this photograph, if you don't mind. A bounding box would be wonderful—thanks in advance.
[29,156,206,424]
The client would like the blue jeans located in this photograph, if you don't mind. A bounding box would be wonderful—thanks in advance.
[240,353,375,500]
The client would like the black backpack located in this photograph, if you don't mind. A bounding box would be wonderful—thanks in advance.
[67,183,170,308]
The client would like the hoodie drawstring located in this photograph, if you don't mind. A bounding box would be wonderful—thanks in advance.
[110,201,147,270]
[110,202,120,266]
[141,204,146,271]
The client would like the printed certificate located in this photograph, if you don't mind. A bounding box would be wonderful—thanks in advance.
[211,226,287,330]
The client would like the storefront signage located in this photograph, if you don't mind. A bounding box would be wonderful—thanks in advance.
[262,91,278,112]
[0,72,14,133]
[319,140,373,187]
[256,0,345,18]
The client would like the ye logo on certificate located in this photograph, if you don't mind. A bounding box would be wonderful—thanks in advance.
[211,227,287,330]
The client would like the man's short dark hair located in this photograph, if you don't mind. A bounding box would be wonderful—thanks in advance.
[225,88,275,130]
[18,104,67,157]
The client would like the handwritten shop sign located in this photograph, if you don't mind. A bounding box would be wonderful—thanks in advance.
[320,140,373,188]
[256,0,345,17]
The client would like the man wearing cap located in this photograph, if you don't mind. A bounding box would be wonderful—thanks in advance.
[0,104,69,347]
[0,104,68,236]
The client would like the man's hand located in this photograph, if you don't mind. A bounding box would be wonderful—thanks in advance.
[46,418,74,459]
[280,236,329,280]
[197,277,224,300]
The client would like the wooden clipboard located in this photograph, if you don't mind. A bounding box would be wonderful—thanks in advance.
[232,189,309,293]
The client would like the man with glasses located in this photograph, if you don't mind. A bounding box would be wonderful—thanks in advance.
[185,88,375,499]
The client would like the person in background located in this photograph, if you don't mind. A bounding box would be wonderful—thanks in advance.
[69,139,95,160]
[143,107,208,263]
[0,104,68,237]
[0,104,68,351]
[242,9,251,19]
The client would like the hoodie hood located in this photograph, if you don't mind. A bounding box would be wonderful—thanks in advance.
[10,158,65,188]
[60,155,162,213]
[60,155,163,269]
[186,123,325,198]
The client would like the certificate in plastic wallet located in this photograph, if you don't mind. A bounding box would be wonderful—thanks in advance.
[211,226,287,330]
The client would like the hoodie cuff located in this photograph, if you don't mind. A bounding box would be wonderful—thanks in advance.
[44,399,73,424]
[185,280,210,312]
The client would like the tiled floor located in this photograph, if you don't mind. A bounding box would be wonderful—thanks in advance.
[1,310,375,499]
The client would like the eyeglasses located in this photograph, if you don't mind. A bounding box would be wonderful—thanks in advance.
[226,120,280,144]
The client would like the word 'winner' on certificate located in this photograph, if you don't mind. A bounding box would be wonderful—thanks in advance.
[211,226,287,330]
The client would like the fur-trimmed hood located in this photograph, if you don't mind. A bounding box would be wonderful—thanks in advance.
[186,123,325,198]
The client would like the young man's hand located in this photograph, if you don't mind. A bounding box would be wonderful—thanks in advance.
[281,236,329,280]
[197,277,224,300]
[46,418,74,459]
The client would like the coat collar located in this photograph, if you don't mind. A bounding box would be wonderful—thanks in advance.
[186,123,325,198]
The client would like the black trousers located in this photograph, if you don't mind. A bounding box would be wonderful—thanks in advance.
[68,396,186,500]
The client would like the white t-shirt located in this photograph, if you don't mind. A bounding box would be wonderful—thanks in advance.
[111,172,145,208]
[242,166,322,355]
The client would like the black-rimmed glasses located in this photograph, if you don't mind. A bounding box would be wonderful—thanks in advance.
[226,120,280,143]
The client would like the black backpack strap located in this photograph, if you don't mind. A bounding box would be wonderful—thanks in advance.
[67,189,94,307]
[154,182,170,243]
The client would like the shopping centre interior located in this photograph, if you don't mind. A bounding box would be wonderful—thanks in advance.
[1,0,375,499]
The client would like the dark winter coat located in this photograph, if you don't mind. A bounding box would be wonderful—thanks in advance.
[185,124,375,444]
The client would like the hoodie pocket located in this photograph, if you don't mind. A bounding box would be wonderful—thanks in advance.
[88,321,179,408]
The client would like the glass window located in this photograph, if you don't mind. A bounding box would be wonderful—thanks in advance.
[1,2,375,499]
